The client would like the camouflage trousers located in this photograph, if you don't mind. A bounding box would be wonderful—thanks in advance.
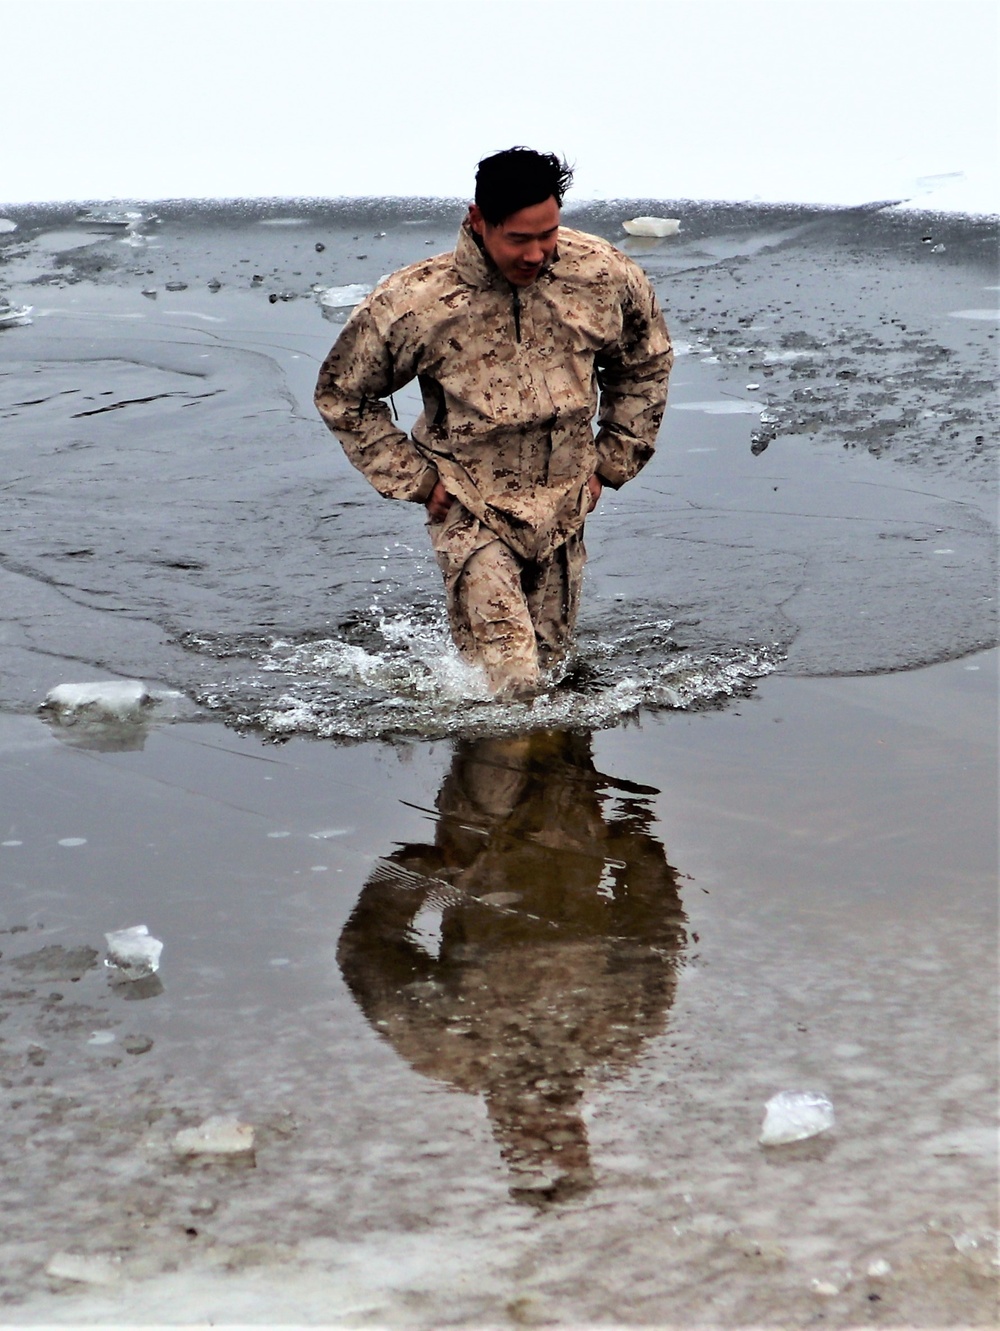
[429,503,586,698]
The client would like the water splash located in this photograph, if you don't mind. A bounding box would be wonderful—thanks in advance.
[190,608,780,742]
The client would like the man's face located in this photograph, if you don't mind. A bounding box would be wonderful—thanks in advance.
[469,196,560,287]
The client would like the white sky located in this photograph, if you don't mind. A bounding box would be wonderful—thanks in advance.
[4,0,998,212]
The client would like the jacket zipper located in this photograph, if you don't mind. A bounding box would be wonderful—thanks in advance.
[511,287,522,343]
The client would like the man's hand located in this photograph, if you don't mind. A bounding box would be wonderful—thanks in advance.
[587,474,603,512]
[425,478,454,523]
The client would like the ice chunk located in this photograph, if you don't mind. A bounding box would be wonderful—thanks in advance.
[949,308,1000,321]
[671,400,761,415]
[43,680,151,720]
[74,208,156,229]
[173,1115,255,1157]
[409,903,444,960]
[478,891,522,907]
[316,282,372,310]
[622,216,681,238]
[41,680,185,753]
[0,218,17,233]
[759,1090,834,1145]
[104,924,163,980]
[0,298,33,327]
[810,1279,840,1297]
[46,1252,121,1285]
[953,1232,981,1256]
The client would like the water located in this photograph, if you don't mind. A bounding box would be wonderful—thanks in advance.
[0,660,994,1321]
[0,200,996,1320]
[1,200,995,740]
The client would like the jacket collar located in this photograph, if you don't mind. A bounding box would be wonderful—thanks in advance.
[453,215,559,292]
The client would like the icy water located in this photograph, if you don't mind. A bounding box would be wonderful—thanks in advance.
[0,660,996,1325]
[0,200,996,739]
[0,201,997,1324]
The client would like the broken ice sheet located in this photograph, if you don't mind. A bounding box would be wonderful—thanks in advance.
[759,1090,835,1146]
[104,924,163,980]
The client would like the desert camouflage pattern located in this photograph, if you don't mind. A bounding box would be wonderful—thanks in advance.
[432,502,586,696]
[337,731,687,1202]
[315,220,673,565]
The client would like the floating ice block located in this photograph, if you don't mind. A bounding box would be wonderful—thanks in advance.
[46,1252,121,1286]
[622,216,681,238]
[44,680,151,719]
[104,924,163,980]
[173,1115,255,1157]
[316,283,372,309]
[0,300,33,327]
[759,1090,835,1145]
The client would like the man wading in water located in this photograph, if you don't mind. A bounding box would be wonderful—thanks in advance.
[315,148,672,698]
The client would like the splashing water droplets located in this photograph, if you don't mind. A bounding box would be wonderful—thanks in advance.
[192,604,781,742]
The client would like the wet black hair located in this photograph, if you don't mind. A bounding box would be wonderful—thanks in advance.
[474,147,574,226]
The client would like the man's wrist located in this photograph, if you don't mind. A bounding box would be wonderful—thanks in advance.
[410,466,440,504]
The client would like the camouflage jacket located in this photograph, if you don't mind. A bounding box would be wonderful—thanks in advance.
[314,219,672,561]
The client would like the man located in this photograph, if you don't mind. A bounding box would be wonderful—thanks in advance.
[315,148,672,698]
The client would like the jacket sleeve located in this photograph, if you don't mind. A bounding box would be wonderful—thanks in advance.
[314,300,438,504]
[593,263,673,489]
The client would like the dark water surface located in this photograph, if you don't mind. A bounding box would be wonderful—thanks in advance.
[0,655,995,1323]
[0,200,996,1323]
[1,199,995,739]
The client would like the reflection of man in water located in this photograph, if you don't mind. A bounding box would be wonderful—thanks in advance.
[338,731,686,1203]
